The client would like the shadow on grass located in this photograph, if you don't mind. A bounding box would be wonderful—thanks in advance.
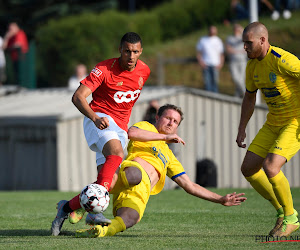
[0,230,261,239]
[114,232,255,238]
[0,230,74,237]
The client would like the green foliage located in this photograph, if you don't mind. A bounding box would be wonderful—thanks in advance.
[37,10,131,86]
[155,0,229,40]
[155,1,193,40]
[1,188,300,248]
[130,11,162,45]
[35,0,229,87]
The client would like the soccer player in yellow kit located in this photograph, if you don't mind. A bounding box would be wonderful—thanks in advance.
[236,22,300,237]
[75,104,246,238]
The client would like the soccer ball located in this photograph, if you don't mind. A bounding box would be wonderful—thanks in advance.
[79,184,110,214]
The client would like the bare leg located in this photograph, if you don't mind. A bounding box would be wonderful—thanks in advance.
[116,207,140,229]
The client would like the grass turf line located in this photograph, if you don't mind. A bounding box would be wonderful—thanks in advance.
[0,188,300,249]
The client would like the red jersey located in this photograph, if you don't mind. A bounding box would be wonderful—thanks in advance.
[81,58,150,131]
[8,30,29,61]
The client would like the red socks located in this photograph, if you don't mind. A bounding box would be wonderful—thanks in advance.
[68,155,122,211]
[69,194,81,211]
[97,155,123,191]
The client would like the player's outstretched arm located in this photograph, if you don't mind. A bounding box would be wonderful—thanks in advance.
[128,126,185,145]
[174,174,246,206]
[219,192,247,206]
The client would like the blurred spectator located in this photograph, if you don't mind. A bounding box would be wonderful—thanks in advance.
[143,99,159,124]
[292,0,300,9]
[196,25,224,93]
[0,36,6,86]
[230,0,275,21]
[2,22,28,85]
[271,0,292,20]
[225,24,248,98]
[68,64,88,91]
[230,0,249,20]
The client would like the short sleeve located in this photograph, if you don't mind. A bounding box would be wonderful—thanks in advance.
[277,52,300,80]
[81,65,105,92]
[245,61,258,93]
[166,152,185,180]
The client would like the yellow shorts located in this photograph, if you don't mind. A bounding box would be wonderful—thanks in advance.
[248,122,300,161]
[111,160,151,220]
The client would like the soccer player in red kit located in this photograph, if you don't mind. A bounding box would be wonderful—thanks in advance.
[51,32,150,236]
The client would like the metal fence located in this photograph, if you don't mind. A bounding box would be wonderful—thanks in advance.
[1,87,300,191]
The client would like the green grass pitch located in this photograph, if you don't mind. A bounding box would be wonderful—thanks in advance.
[1,188,300,249]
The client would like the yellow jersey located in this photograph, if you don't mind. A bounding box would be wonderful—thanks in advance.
[246,45,300,126]
[126,121,185,195]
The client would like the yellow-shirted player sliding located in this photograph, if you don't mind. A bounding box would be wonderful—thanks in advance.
[75,104,246,237]
[236,22,300,237]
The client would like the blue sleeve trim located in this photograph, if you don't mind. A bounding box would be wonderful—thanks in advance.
[246,88,258,93]
[171,172,186,180]
[271,49,282,58]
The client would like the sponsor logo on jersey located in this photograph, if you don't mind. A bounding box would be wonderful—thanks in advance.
[138,77,144,89]
[91,67,103,77]
[269,72,277,83]
[266,101,285,108]
[152,146,168,168]
[117,82,123,86]
[261,87,280,98]
[114,90,141,103]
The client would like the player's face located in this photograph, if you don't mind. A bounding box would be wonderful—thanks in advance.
[243,31,263,59]
[119,42,143,71]
[156,109,181,135]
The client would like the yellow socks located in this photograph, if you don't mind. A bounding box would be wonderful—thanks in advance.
[247,170,295,217]
[246,169,281,210]
[269,171,294,216]
[75,216,126,238]
[105,216,126,236]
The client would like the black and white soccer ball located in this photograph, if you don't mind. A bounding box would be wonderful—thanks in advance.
[79,184,110,214]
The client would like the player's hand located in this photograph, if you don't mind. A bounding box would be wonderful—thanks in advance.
[165,134,185,145]
[221,192,247,206]
[94,117,109,130]
[236,130,246,148]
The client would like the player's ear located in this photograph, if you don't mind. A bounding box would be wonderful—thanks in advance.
[119,46,122,53]
[260,36,265,45]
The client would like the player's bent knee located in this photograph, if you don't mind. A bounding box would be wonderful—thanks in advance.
[262,165,279,178]
[120,167,142,188]
[240,159,259,177]
[124,167,142,186]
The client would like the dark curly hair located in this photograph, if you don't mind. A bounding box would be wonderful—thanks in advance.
[120,32,142,47]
